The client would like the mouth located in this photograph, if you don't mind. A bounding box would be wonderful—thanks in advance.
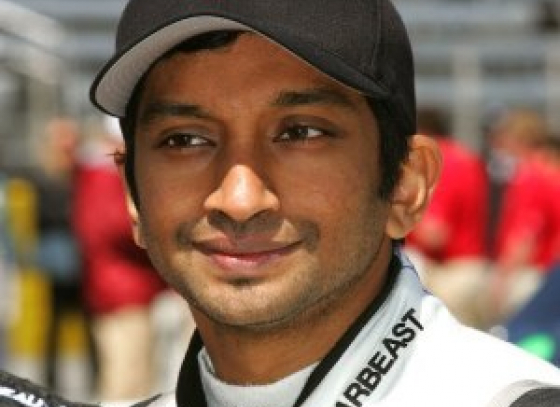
[192,238,302,277]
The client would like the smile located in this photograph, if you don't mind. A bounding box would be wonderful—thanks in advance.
[192,239,302,277]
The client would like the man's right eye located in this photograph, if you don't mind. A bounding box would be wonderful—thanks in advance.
[157,133,214,149]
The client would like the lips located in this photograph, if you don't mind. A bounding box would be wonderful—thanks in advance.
[192,237,301,276]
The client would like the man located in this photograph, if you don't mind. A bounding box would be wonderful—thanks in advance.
[492,137,560,321]
[31,117,89,393]
[406,107,491,329]
[3,0,560,406]
[88,0,560,405]
[98,0,560,405]
[73,116,169,399]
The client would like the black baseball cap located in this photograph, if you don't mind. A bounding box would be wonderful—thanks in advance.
[90,0,416,137]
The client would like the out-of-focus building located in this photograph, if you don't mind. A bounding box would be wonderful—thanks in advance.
[0,0,127,171]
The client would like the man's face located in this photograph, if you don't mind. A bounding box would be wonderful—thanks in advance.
[131,34,392,330]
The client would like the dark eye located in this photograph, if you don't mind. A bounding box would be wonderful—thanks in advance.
[158,133,214,149]
[275,125,330,143]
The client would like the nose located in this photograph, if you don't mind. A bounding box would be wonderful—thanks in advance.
[204,163,280,223]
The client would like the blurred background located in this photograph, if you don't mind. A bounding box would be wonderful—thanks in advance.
[0,0,559,403]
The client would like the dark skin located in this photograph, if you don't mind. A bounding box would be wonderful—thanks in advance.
[123,34,441,384]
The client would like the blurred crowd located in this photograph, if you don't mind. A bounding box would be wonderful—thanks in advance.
[405,105,560,367]
[0,105,559,401]
[0,115,194,402]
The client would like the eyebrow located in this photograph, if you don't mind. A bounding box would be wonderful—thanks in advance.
[138,101,213,126]
[272,88,357,110]
[138,87,357,126]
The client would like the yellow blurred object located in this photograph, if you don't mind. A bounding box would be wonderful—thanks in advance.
[6,178,37,265]
[5,178,37,266]
[4,178,87,357]
[4,178,46,356]
[8,269,49,356]
[58,311,88,355]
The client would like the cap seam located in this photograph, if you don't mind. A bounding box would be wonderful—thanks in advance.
[367,0,393,98]
[368,0,382,81]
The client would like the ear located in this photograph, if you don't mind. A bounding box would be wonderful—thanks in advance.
[386,134,442,239]
[115,154,146,249]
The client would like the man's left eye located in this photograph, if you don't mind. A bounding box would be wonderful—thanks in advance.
[275,126,329,142]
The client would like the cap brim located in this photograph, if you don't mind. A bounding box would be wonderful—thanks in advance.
[91,15,390,117]
[92,17,249,116]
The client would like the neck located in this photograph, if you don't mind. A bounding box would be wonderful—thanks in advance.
[194,239,393,385]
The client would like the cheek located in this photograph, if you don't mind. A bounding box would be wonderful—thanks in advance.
[134,162,206,238]
[278,156,384,241]
[277,145,380,215]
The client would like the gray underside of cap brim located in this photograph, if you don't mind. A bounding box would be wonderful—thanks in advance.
[94,16,250,117]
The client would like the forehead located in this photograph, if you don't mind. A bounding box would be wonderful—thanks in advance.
[138,33,369,108]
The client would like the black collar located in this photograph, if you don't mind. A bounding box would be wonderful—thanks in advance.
[175,254,402,407]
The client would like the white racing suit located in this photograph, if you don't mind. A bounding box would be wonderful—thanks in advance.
[1,251,559,407]
[141,250,560,407]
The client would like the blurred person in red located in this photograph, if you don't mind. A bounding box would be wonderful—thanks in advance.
[406,107,490,328]
[485,108,548,246]
[31,117,91,393]
[492,136,560,322]
[72,116,168,401]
